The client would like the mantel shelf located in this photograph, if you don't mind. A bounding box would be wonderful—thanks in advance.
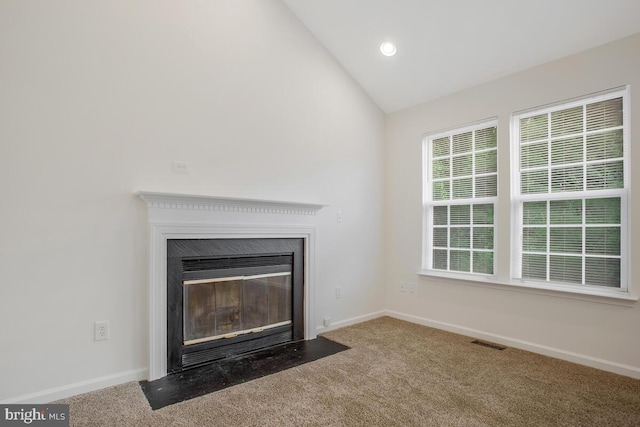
[136,191,327,216]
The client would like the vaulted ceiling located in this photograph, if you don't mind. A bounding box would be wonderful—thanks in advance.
[283,0,640,113]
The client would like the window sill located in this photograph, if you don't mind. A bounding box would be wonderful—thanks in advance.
[417,270,638,306]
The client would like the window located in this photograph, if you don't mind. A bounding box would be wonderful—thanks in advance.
[422,121,497,276]
[511,88,629,293]
[420,87,631,298]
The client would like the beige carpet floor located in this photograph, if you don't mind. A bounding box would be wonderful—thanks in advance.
[59,317,640,426]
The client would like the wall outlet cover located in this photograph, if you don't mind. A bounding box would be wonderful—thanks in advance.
[94,321,110,341]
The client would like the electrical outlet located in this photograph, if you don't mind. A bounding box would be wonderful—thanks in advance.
[94,321,110,341]
[335,286,342,299]
[408,283,417,293]
[323,317,331,327]
[336,210,343,223]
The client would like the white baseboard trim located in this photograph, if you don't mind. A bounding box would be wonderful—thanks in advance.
[6,307,639,403]
[0,368,148,404]
[2,311,382,404]
[384,310,640,379]
[316,310,386,334]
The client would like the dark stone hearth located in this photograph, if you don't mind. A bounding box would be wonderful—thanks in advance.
[140,337,349,410]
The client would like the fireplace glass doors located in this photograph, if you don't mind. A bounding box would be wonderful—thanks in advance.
[183,272,292,345]
[167,238,304,373]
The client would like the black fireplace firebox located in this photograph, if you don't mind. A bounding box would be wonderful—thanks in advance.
[167,238,304,373]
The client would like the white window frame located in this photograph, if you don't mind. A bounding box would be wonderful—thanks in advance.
[421,119,498,281]
[510,86,630,297]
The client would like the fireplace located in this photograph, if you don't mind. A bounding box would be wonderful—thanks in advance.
[137,191,324,380]
[167,238,304,373]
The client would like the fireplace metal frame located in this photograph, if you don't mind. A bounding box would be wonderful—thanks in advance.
[166,238,305,373]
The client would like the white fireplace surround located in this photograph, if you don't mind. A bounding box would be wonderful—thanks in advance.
[137,191,325,380]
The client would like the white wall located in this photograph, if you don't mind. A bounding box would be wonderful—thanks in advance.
[385,33,640,376]
[0,0,385,401]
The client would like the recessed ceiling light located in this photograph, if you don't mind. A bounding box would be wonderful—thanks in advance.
[380,42,397,57]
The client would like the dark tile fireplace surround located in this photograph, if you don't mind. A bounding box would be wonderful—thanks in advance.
[167,238,305,373]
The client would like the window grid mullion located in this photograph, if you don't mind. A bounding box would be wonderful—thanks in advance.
[583,105,587,193]
[544,112,551,195]
[471,130,476,199]
[447,205,451,271]
[546,200,550,282]
[581,198,586,285]
[470,205,474,272]
[546,113,551,282]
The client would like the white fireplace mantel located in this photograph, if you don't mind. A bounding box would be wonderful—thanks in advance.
[136,191,326,216]
[137,191,325,380]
